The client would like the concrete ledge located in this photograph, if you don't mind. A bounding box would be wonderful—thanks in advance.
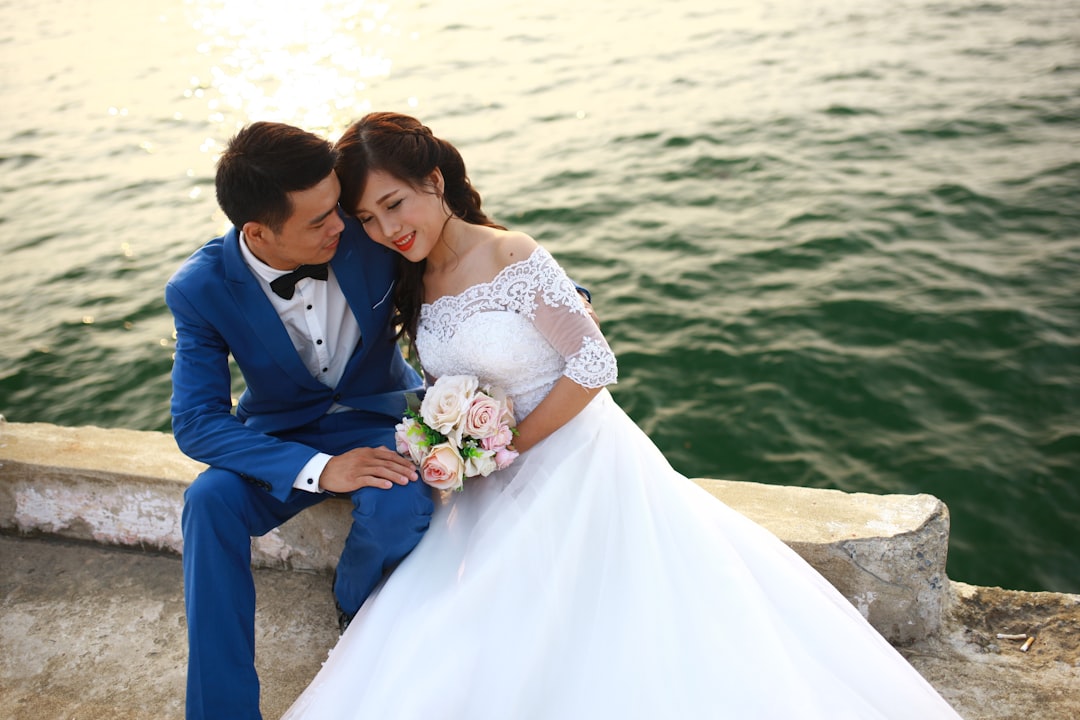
[696,478,949,644]
[1,421,949,642]
[0,422,351,572]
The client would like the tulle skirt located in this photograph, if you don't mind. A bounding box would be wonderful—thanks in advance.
[283,391,960,719]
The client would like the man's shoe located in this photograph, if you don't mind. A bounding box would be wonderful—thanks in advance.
[336,602,355,634]
[332,569,355,634]
[335,596,357,634]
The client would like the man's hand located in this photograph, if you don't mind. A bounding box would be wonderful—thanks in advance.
[578,290,600,328]
[320,446,418,493]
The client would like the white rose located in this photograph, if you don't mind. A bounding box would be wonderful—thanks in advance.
[464,448,498,478]
[420,375,478,446]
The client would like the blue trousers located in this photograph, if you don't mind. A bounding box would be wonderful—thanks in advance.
[181,413,433,720]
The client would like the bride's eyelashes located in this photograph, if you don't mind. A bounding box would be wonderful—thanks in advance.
[357,198,404,227]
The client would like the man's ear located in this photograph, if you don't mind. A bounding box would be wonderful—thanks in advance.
[242,221,271,246]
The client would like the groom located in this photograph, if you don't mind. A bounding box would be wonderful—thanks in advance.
[166,121,434,720]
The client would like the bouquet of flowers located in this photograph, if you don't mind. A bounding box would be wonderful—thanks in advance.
[395,375,519,491]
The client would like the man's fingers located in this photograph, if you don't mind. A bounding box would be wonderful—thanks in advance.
[372,447,420,480]
[331,446,420,490]
[357,455,417,485]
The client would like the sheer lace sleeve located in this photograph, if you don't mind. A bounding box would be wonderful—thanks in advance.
[526,248,618,389]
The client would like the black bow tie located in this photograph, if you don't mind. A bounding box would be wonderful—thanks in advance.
[269,263,329,300]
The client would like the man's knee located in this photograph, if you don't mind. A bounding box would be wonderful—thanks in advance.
[183,468,247,518]
[354,481,434,542]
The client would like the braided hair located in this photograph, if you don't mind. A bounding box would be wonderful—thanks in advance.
[335,112,504,346]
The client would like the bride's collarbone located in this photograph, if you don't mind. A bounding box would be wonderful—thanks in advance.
[423,253,511,304]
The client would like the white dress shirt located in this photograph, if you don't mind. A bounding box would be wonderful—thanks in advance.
[240,234,362,492]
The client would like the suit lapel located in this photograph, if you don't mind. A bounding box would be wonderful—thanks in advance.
[332,219,396,342]
[222,228,325,389]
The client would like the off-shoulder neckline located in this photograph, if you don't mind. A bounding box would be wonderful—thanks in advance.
[421,246,548,310]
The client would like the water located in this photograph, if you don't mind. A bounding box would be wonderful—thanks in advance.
[1,0,1078,593]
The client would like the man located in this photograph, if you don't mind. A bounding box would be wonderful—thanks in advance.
[166,122,433,720]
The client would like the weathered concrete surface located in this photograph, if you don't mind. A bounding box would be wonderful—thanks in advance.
[2,534,1078,720]
[697,478,949,643]
[0,533,335,720]
[2,421,1079,719]
[909,581,1080,719]
[0,422,350,572]
[2,422,950,643]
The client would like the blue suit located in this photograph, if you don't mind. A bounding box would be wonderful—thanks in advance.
[166,215,433,720]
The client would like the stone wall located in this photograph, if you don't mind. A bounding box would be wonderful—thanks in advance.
[0,421,950,643]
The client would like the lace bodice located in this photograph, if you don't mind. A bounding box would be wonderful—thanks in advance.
[415,246,617,419]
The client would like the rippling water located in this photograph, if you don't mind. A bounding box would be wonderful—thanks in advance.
[1,0,1077,592]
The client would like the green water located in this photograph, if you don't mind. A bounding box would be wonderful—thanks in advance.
[1,0,1078,592]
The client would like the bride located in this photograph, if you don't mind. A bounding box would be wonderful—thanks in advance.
[282,112,962,719]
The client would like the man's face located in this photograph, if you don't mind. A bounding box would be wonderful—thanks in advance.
[244,171,345,270]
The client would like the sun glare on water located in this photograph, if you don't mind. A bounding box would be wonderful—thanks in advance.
[184,0,406,135]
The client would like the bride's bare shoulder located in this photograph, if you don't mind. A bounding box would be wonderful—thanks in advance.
[463,227,541,280]
[489,229,540,270]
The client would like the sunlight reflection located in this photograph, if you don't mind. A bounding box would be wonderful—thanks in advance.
[185,0,403,135]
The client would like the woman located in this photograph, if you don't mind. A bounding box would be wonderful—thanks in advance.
[283,112,962,719]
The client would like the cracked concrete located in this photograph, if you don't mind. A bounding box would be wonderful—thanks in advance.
[3,534,1078,720]
[1,421,1078,719]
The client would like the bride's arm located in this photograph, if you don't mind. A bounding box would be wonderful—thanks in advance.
[511,377,601,452]
[506,244,619,453]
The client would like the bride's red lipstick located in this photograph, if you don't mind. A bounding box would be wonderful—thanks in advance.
[394,231,416,252]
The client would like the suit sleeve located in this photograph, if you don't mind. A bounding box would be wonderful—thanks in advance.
[166,279,320,501]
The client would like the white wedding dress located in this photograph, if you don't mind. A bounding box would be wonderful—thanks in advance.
[283,247,961,720]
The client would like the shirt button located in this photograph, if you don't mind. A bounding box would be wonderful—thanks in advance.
[316,339,323,345]
[306,304,313,310]
[306,477,314,485]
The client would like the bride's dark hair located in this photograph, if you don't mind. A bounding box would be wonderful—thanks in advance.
[335,112,505,347]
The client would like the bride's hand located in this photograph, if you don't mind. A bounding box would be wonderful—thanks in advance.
[320,446,419,492]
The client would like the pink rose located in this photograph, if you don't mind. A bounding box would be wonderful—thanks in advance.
[394,424,409,455]
[394,417,428,465]
[464,393,503,440]
[480,425,514,452]
[484,386,517,428]
[493,446,519,470]
[420,443,465,491]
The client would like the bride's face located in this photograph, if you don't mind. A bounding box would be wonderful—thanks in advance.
[354,168,448,262]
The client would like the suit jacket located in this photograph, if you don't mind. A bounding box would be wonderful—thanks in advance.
[165,214,422,501]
